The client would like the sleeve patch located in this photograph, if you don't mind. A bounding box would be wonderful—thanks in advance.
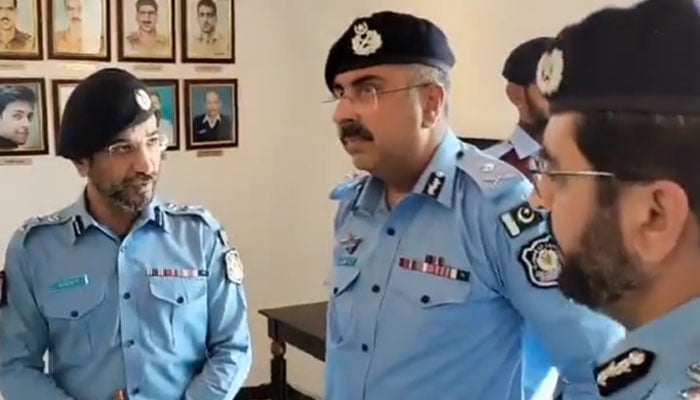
[224,249,244,284]
[518,234,561,288]
[499,202,543,238]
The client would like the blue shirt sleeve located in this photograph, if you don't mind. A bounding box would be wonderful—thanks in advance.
[481,181,625,399]
[184,225,252,400]
[0,229,75,400]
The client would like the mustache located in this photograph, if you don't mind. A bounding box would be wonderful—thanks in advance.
[124,174,155,187]
[339,122,373,142]
[0,18,9,23]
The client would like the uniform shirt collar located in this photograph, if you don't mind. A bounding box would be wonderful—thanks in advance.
[69,190,168,242]
[354,131,462,213]
[483,125,540,160]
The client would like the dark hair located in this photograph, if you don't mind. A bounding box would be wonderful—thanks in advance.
[574,111,700,213]
[0,86,36,115]
[136,0,158,12]
[197,0,217,15]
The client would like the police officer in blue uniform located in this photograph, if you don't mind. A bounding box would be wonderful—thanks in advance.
[486,36,561,400]
[0,68,252,400]
[324,10,624,400]
[529,0,700,398]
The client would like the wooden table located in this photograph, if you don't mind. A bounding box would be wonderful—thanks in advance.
[235,301,327,400]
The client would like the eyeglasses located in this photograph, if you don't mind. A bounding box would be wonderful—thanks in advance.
[323,83,429,113]
[104,134,169,158]
[528,156,614,198]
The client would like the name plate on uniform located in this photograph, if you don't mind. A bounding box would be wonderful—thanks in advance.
[0,62,25,70]
[194,65,223,73]
[0,158,32,166]
[61,63,97,72]
[196,149,224,158]
[134,64,163,72]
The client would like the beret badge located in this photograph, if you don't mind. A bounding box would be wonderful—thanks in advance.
[351,21,383,56]
[134,88,152,111]
[536,48,564,96]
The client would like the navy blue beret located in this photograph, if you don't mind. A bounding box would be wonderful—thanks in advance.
[537,0,700,115]
[58,68,153,160]
[324,11,456,92]
[502,37,554,86]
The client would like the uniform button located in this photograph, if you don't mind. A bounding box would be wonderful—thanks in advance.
[70,310,79,318]
[131,387,140,395]
[123,292,131,300]
[361,343,369,352]
[420,295,430,304]
[176,296,184,304]
[386,227,395,236]
[126,340,135,348]
[333,287,338,295]
[371,285,380,293]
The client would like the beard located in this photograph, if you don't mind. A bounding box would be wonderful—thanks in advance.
[94,173,158,214]
[556,202,648,311]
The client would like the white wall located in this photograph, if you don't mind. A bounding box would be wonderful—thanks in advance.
[0,0,639,398]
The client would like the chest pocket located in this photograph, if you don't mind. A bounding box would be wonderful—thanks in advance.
[41,285,106,365]
[147,277,207,348]
[327,267,360,348]
[391,265,471,309]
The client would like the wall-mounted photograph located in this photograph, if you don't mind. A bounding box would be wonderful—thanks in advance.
[0,0,43,60]
[143,79,179,150]
[184,79,238,150]
[0,78,48,156]
[182,0,234,63]
[47,0,110,61]
[117,0,175,63]
[50,79,80,149]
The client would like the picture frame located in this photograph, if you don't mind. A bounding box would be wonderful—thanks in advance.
[181,0,235,64]
[0,78,49,157]
[143,79,180,151]
[0,0,43,60]
[184,79,238,150]
[117,0,176,63]
[50,79,80,150]
[47,0,111,61]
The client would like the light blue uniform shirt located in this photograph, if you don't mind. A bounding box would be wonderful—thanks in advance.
[0,194,252,400]
[592,297,700,400]
[326,131,625,400]
[484,126,556,399]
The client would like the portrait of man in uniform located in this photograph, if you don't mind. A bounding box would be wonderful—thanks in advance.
[0,0,41,60]
[48,0,110,60]
[50,79,79,148]
[184,79,238,149]
[0,79,48,156]
[182,0,234,63]
[144,79,179,150]
[118,0,174,62]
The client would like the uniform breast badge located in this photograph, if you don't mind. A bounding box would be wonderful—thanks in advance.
[519,234,561,288]
[594,348,655,397]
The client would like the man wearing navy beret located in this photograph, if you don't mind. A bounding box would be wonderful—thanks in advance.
[324,10,623,400]
[530,0,700,398]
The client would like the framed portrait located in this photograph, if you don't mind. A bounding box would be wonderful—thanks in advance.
[50,79,80,148]
[0,0,43,60]
[184,79,238,150]
[117,0,175,62]
[47,0,110,61]
[0,78,49,156]
[143,79,179,151]
[182,0,234,63]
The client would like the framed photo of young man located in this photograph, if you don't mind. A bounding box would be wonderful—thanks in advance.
[143,79,180,150]
[47,0,110,61]
[182,0,234,63]
[117,0,175,62]
[184,79,238,150]
[50,79,80,150]
[0,78,49,156]
[0,0,43,60]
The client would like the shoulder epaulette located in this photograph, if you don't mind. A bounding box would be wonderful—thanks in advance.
[162,202,219,228]
[329,171,370,201]
[16,212,71,238]
[456,146,525,197]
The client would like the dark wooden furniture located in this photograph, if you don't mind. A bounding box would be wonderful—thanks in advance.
[236,301,328,400]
